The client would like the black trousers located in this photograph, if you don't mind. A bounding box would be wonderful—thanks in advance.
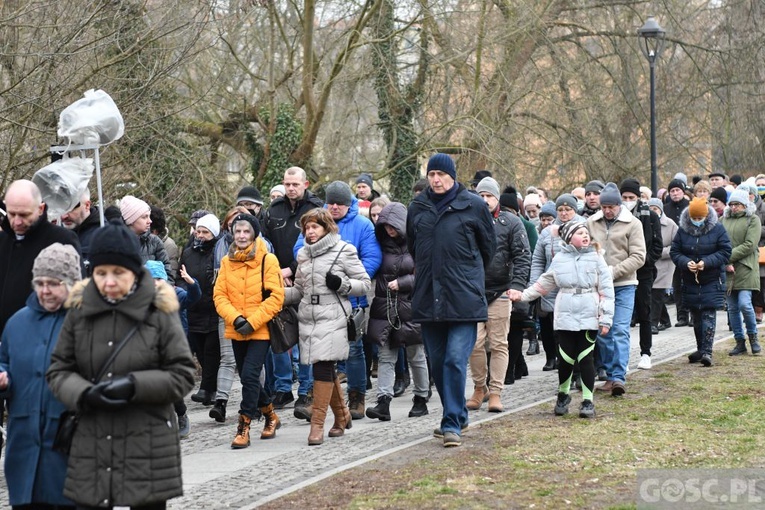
[557,330,596,395]
[635,272,655,356]
[14,505,75,510]
[651,288,671,326]
[75,504,165,510]
[673,267,689,321]
[189,330,220,393]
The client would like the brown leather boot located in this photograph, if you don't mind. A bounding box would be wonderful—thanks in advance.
[308,380,333,446]
[348,390,365,420]
[260,403,281,439]
[466,386,488,410]
[230,414,251,449]
[329,377,352,438]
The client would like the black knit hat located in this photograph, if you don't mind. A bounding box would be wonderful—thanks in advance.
[619,178,641,197]
[89,219,143,274]
[710,186,728,205]
[471,170,492,187]
[236,185,263,205]
[500,185,520,212]
[667,179,686,192]
[231,213,261,239]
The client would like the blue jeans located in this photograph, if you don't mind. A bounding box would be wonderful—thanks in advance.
[345,336,367,394]
[297,362,313,396]
[596,285,635,384]
[727,289,758,339]
[269,350,294,393]
[232,340,271,418]
[421,322,477,435]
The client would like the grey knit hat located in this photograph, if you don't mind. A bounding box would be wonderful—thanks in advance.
[325,181,353,206]
[584,180,605,194]
[555,193,578,211]
[33,243,81,286]
[475,177,501,200]
[647,197,664,213]
[599,182,622,206]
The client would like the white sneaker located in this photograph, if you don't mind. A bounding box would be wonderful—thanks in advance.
[637,354,652,370]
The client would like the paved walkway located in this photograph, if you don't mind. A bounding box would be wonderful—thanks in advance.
[0,308,739,508]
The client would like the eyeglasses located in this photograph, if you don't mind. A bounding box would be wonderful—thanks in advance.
[556,206,574,212]
[32,278,65,290]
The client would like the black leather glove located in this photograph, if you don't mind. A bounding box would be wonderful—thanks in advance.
[325,271,342,291]
[234,315,255,335]
[80,381,130,411]
[101,375,136,401]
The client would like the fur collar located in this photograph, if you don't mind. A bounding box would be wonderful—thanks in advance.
[679,206,719,236]
[66,277,179,314]
[722,201,757,219]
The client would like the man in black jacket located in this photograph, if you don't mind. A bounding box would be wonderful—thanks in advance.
[262,166,323,412]
[0,180,81,332]
[620,179,663,370]
[407,153,496,447]
[467,177,530,413]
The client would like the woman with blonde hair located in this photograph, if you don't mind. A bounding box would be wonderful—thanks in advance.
[285,208,371,445]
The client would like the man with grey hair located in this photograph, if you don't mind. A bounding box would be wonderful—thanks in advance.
[0,180,81,332]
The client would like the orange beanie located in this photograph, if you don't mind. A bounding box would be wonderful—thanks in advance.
[688,197,709,218]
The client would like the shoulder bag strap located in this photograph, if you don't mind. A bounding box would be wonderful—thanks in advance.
[92,323,139,384]
[261,253,269,300]
[329,244,350,318]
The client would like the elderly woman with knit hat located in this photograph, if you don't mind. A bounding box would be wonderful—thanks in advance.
[0,243,81,509]
[46,220,196,509]
[213,213,284,449]
[671,198,732,366]
[180,213,222,407]
[120,194,173,283]
[721,189,762,356]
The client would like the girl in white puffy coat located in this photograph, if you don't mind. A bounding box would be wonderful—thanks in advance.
[510,220,614,418]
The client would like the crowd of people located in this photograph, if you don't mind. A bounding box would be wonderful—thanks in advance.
[1,159,764,508]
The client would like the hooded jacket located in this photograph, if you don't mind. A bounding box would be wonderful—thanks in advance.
[670,206,732,310]
[406,184,496,322]
[138,230,173,284]
[521,242,615,331]
[366,203,421,348]
[46,271,196,508]
[214,236,285,341]
[721,201,761,291]
[0,292,73,507]
[285,233,371,364]
[586,206,646,287]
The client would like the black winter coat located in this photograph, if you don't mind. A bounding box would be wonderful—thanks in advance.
[263,190,323,274]
[633,202,664,277]
[73,206,102,271]
[484,209,531,300]
[180,238,218,333]
[0,208,81,331]
[407,184,496,322]
[366,203,421,348]
[670,206,732,310]
[664,196,689,226]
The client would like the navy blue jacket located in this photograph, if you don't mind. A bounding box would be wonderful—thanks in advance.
[407,184,497,322]
[670,206,732,310]
[0,292,73,506]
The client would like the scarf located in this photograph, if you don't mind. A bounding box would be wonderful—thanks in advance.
[427,184,459,214]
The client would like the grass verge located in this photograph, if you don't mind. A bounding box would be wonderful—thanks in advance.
[261,339,765,510]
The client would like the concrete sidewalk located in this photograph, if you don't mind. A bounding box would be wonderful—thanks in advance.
[0,308,741,508]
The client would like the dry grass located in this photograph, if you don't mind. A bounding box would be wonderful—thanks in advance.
[262,339,765,510]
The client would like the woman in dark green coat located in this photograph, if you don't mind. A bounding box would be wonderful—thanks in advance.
[47,221,196,510]
[721,189,763,355]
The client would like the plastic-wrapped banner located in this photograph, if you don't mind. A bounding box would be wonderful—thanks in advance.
[58,89,124,145]
[32,156,94,220]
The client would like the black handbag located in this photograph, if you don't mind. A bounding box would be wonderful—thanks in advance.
[52,321,141,454]
[261,254,299,354]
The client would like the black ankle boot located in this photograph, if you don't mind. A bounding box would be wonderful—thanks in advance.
[408,395,429,417]
[365,395,392,421]
[209,399,227,423]
[526,338,540,355]
[542,358,556,371]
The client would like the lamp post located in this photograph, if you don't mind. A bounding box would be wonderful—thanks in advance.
[638,16,666,195]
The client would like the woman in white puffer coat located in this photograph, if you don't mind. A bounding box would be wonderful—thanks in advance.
[285,208,371,446]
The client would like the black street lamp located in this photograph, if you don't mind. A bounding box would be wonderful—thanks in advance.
[638,16,666,195]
